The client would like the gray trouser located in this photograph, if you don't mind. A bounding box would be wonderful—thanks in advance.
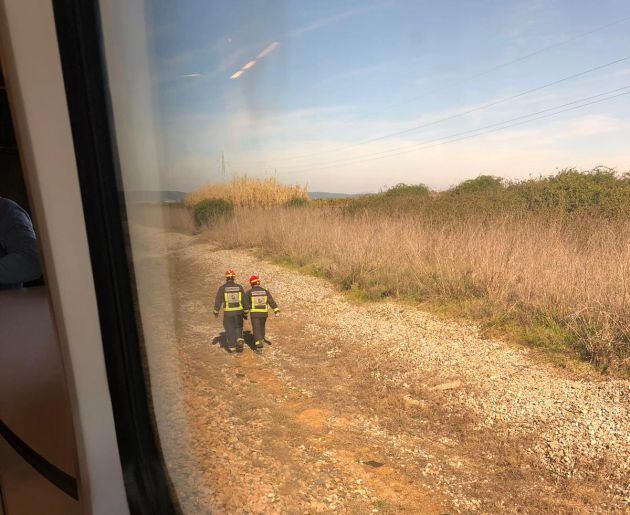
[251,316,267,342]
[223,314,244,348]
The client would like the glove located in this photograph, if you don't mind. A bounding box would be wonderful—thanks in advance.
[274,310,280,317]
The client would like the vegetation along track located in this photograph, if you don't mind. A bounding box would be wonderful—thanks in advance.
[135,225,629,514]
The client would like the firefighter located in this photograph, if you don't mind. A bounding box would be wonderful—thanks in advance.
[245,274,280,349]
[213,268,250,353]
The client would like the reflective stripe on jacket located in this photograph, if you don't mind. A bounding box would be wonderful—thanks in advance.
[250,290,268,313]
[214,280,249,316]
[245,285,279,317]
[224,288,244,311]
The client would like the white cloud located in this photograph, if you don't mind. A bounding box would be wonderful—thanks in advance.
[560,115,621,138]
[160,99,630,193]
[480,115,622,146]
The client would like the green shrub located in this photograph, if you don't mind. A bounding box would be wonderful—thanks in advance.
[341,183,431,215]
[338,168,630,219]
[382,183,430,197]
[284,196,309,208]
[513,167,630,217]
[449,175,505,195]
[192,198,234,227]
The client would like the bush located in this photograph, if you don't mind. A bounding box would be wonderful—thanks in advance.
[338,168,630,219]
[449,175,504,195]
[284,197,309,208]
[513,167,630,217]
[383,183,430,197]
[192,198,234,227]
[341,183,431,215]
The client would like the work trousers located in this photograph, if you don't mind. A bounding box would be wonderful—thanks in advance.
[251,316,267,343]
[223,314,244,349]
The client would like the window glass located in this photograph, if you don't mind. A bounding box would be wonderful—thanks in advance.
[98,1,630,513]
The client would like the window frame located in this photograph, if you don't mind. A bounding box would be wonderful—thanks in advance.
[51,1,179,513]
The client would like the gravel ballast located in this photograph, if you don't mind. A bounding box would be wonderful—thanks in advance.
[133,226,629,513]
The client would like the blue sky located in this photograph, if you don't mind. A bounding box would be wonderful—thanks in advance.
[146,0,630,192]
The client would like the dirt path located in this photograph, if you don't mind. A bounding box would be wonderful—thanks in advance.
[136,227,629,514]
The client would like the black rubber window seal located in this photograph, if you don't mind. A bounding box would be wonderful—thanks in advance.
[50,1,179,513]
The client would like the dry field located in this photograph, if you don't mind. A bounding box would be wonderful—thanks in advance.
[130,222,630,513]
[206,207,630,374]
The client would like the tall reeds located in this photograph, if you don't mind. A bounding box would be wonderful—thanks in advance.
[185,176,309,208]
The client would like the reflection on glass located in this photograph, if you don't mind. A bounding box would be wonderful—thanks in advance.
[99,1,630,512]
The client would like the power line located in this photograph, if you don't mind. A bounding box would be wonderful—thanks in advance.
[276,54,630,166]
[291,89,630,174]
[277,88,630,176]
[277,85,630,172]
[353,56,630,144]
[274,14,630,163]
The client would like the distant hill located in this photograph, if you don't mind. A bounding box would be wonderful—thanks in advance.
[127,190,187,203]
[309,191,366,200]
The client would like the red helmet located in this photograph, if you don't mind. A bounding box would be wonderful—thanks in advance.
[225,268,236,278]
[249,275,260,286]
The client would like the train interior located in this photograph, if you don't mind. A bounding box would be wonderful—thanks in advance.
[0,63,80,515]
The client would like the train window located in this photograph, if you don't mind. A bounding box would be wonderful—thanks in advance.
[57,0,630,513]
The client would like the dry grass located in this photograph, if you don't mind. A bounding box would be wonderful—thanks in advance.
[206,207,630,374]
[185,176,309,208]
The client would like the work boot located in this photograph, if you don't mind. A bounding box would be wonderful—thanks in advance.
[236,338,245,352]
[226,346,237,354]
[255,340,264,349]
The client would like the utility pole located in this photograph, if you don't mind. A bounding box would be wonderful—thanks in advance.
[220,151,227,180]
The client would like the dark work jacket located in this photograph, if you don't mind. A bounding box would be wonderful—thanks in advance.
[245,285,279,318]
[213,280,249,317]
[0,197,41,290]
